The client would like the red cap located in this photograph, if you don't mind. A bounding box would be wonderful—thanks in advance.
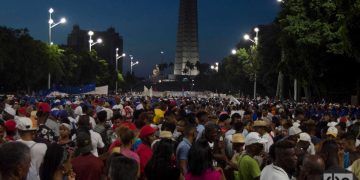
[5,120,16,131]
[18,107,27,116]
[139,125,157,139]
[38,102,50,113]
[121,121,136,131]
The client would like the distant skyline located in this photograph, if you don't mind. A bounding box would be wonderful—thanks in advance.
[0,0,280,77]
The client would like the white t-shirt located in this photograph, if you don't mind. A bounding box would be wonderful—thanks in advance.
[17,139,47,180]
[261,164,289,180]
[262,133,274,153]
[90,130,105,157]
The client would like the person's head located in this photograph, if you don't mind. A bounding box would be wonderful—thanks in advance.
[231,133,245,153]
[17,117,37,140]
[108,153,138,180]
[204,123,219,143]
[36,102,51,122]
[139,125,157,145]
[320,139,339,169]
[188,139,213,176]
[274,140,298,173]
[233,120,244,133]
[230,113,242,126]
[149,138,175,165]
[0,142,31,180]
[97,110,107,123]
[76,131,92,155]
[118,127,135,146]
[59,123,71,139]
[340,133,356,152]
[245,132,267,156]
[175,119,186,133]
[253,120,268,136]
[196,111,208,125]
[77,115,91,129]
[298,155,325,180]
[297,132,311,152]
[183,123,197,140]
[40,143,72,180]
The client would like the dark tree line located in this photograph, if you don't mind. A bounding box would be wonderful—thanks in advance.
[0,26,123,93]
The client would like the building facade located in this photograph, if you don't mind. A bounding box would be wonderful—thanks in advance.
[67,25,124,72]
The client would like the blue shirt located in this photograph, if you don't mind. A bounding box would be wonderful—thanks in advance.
[196,124,205,140]
[176,138,192,166]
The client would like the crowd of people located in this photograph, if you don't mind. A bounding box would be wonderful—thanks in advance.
[0,94,359,180]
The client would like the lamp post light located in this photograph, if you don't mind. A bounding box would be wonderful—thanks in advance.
[210,62,219,72]
[115,48,126,94]
[88,31,102,51]
[130,56,139,75]
[243,27,259,99]
[129,55,139,94]
[231,49,237,55]
[48,8,66,89]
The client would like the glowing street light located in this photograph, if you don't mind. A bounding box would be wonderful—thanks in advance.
[231,49,237,55]
[88,31,102,51]
[115,48,126,93]
[244,27,260,99]
[211,62,219,72]
[48,7,66,89]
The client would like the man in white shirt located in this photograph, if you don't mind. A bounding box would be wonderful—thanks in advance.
[253,120,274,153]
[77,115,104,157]
[17,117,47,180]
[261,140,297,180]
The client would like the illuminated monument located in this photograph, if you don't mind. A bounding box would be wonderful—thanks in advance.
[174,0,200,76]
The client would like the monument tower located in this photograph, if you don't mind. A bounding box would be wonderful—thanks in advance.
[174,0,200,76]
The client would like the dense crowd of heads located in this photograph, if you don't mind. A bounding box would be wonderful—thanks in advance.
[0,94,359,180]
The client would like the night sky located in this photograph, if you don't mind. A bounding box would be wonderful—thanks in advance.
[0,0,280,77]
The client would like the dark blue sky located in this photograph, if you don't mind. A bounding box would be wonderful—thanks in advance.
[0,0,280,77]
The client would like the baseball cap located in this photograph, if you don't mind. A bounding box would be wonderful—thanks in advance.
[76,131,92,154]
[245,132,268,146]
[4,106,16,116]
[38,102,51,113]
[139,125,157,139]
[4,120,16,131]
[16,117,37,131]
[326,126,338,138]
[231,133,245,143]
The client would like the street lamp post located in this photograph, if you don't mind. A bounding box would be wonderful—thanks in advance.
[129,55,139,94]
[88,31,102,51]
[48,8,66,89]
[243,27,259,99]
[115,48,126,94]
[130,55,139,75]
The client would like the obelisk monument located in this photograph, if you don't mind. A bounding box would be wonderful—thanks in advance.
[174,0,200,76]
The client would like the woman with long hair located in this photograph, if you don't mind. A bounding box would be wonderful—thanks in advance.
[40,143,75,180]
[145,138,181,180]
[186,139,225,180]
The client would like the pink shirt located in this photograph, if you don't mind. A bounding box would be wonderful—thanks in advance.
[185,169,221,180]
[121,148,140,164]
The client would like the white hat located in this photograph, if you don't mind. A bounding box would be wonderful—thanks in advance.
[245,132,268,146]
[16,117,37,131]
[4,106,16,116]
[326,126,338,138]
[289,126,302,136]
[298,132,311,142]
[112,104,123,110]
